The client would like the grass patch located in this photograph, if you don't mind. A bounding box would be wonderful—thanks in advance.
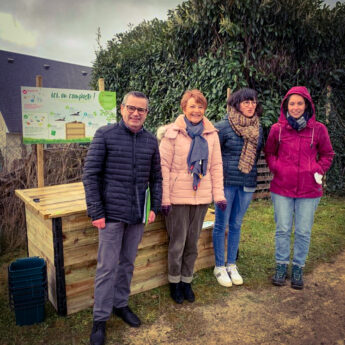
[0,196,344,344]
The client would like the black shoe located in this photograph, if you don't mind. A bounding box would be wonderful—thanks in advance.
[169,282,184,304]
[90,321,106,345]
[181,282,195,303]
[272,263,288,286]
[113,306,141,327]
[291,265,304,290]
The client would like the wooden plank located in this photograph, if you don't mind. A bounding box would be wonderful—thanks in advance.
[16,182,83,201]
[131,274,168,295]
[67,289,94,315]
[26,208,55,262]
[257,167,271,174]
[257,175,273,182]
[27,239,58,311]
[134,244,168,267]
[25,205,53,238]
[204,209,215,222]
[63,227,98,248]
[143,219,166,232]
[64,243,98,266]
[194,255,215,271]
[15,182,87,218]
[138,228,168,249]
[253,191,271,200]
[66,278,94,297]
[132,258,168,283]
[255,183,271,191]
[65,260,97,285]
[62,213,93,233]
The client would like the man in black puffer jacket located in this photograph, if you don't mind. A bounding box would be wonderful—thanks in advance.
[83,91,162,345]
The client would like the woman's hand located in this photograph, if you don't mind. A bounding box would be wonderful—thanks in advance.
[161,205,171,216]
[216,200,227,211]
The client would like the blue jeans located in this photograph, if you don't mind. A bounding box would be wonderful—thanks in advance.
[271,192,320,268]
[213,186,253,266]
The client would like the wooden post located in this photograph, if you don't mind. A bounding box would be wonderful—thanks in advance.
[98,78,105,92]
[36,75,44,188]
[226,88,231,112]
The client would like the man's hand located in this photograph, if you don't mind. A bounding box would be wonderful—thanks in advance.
[148,211,156,224]
[92,218,106,229]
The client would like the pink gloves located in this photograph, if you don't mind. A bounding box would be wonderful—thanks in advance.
[216,200,227,211]
[92,218,106,229]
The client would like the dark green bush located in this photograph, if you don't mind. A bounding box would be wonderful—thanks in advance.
[91,0,345,194]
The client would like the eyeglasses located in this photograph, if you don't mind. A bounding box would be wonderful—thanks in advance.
[241,100,257,107]
[122,104,148,115]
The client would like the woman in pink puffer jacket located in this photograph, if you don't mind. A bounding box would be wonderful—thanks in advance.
[159,89,226,304]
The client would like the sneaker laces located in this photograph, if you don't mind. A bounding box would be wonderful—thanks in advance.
[228,264,238,274]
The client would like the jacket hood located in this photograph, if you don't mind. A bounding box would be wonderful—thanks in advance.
[279,86,316,126]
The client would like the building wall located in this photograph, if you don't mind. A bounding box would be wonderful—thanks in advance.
[0,112,6,172]
[0,112,31,172]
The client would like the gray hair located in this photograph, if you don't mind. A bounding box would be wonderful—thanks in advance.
[122,91,149,108]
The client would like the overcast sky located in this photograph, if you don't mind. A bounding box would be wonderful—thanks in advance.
[0,0,183,67]
[0,0,342,68]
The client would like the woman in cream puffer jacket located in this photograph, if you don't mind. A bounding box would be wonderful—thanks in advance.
[159,89,226,304]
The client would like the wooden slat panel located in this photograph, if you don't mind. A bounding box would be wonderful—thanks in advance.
[257,175,273,182]
[255,183,271,191]
[138,228,168,249]
[16,182,86,218]
[253,191,271,200]
[66,278,94,297]
[64,243,98,266]
[135,244,168,267]
[130,274,168,295]
[63,227,98,248]
[27,239,57,310]
[67,289,94,315]
[65,260,97,285]
[62,213,93,233]
[257,166,271,174]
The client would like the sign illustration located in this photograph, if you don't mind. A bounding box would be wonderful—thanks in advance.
[21,87,116,144]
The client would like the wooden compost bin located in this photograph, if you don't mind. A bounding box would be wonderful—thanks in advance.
[65,122,85,139]
[15,182,218,316]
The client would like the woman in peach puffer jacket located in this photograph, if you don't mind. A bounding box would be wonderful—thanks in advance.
[159,89,226,304]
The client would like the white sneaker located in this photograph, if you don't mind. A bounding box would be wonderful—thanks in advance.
[213,266,232,287]
[226,264,243,285]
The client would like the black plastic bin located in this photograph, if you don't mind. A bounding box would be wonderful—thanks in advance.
[8,257,47,326]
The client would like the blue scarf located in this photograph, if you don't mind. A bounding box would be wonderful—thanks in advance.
[286,110,311,131]
[184,117,209,191]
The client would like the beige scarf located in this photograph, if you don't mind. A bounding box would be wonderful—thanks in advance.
[228,107,260,174]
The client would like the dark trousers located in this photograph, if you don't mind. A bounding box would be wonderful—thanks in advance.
[165,204,209,283]
[93,222,144,321]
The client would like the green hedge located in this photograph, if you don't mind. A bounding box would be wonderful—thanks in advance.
[91,0,345,194]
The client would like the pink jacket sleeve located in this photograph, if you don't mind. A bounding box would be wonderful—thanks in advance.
[316,124,334,174]
[264,124,279,174]
[159,135,174,206]
[209,133,225,202]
